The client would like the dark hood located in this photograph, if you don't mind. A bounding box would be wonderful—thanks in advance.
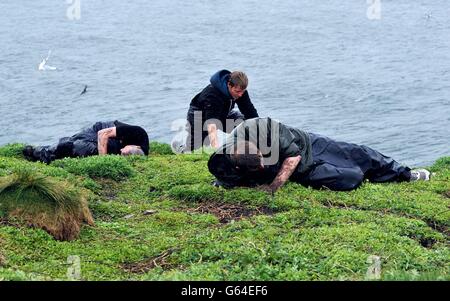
[210,69,231,99]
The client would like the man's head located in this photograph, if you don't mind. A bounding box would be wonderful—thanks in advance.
[227,71,248,100]
[229,141,264,172]
[120,145,145,156]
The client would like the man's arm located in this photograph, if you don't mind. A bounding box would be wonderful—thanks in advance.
[260,155,301,193]
[236,91,258,119]
[97,127,117,155]
[207,123,220,149]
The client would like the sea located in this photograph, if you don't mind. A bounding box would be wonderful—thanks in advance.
[1,0,449,166]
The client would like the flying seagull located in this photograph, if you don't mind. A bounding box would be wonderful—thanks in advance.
[38,50,57,71]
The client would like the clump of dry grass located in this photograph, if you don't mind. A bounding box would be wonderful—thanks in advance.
[0,168,94,241]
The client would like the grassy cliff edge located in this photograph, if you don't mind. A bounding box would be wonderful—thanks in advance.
[0,142,448,280]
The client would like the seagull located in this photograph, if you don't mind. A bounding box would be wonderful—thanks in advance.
[38,50,57,71]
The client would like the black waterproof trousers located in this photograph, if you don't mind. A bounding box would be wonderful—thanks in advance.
[31,121,117,164]
[291,133,412,191]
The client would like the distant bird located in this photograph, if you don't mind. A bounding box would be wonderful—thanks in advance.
[38,50,57,71]
[80,85,88,95]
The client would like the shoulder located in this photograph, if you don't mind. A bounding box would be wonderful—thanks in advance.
[201,85,226,101]
[98,127,116,137]
[117,124,147,136]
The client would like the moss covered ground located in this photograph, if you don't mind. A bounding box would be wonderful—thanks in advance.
[0,142,448,280]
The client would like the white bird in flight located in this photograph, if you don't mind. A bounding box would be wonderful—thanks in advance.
[38,50,57,71]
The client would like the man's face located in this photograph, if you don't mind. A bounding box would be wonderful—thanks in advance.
[228,83,246,100]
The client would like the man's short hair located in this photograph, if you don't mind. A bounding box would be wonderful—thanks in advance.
[229,71,248,90]
[229,141,261,170]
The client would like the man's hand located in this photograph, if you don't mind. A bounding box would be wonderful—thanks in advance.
[268,155,301,193]
[97,127,117,155]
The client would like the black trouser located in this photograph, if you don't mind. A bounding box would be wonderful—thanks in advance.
[291,133,412,191]
[31,121,116,164]
[185,110,245,151]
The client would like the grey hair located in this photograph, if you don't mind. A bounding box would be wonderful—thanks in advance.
[124,146,145,156]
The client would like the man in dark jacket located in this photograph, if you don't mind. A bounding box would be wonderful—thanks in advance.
[208,117,430,192]
[184,70,259,151]
[22,120,149,164]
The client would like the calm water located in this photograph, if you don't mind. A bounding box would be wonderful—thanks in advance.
[0,0,449,166]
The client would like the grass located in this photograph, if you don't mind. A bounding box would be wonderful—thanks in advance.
[0,143,25,159]
[0,142,448,280]
[51,155,135,181]
[0,168,94,241]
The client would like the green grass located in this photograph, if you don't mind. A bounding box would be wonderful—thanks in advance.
[0,142,448,280]
[0,143,26,159]
[51,155,135,181]
[0,168,94,241]
[149,141,175,155]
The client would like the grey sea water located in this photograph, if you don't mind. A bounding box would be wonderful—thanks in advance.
[0,0,449,166]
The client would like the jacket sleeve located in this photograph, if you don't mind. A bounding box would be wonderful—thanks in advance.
[236,91,259,119]
[203,92,224,127]
[278,122,301,160]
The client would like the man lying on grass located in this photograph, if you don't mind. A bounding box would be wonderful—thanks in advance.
[23,120,149,164]
[208,117,430,192]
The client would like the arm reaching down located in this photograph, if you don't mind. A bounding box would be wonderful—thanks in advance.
[97,127,117,155]
[236,91,258,119]
[207,123,220,149]
[261,155,301,193]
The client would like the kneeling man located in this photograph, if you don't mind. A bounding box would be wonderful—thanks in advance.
[208,117,429,192]
[185,70,259,151]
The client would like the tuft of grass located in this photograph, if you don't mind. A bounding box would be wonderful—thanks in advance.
[0,168,94,241]
[51,155,135,181]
